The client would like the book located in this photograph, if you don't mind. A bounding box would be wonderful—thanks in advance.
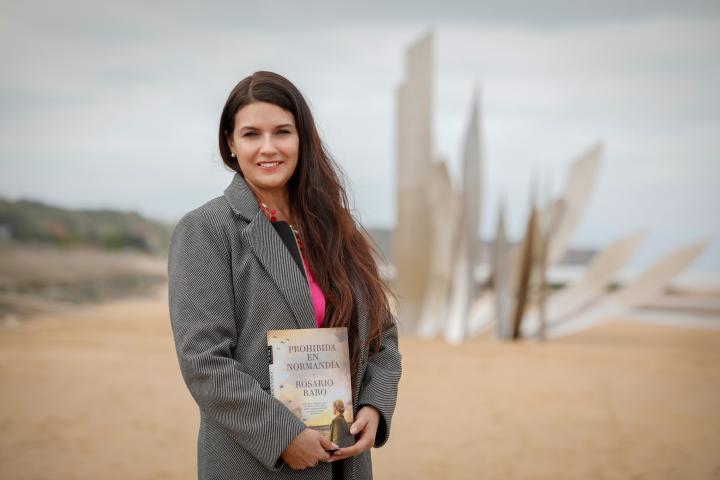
[267,327,355,448]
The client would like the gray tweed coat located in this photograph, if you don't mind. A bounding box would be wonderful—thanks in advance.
[168,173,402,479]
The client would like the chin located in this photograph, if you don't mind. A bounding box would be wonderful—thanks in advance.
[254,176,291,191]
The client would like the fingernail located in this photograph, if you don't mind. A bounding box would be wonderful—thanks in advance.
[350,427,356,434]
[331,443,339,449]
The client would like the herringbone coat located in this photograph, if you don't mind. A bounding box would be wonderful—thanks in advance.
[168,173,402,479]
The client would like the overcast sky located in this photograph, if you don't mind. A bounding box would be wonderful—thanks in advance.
[1,0,719,278]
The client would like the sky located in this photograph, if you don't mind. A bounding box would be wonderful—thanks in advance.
[1,0,719,280]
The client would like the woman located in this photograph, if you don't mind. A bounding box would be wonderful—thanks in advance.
[330,400,354,448]
[168,71,402,480]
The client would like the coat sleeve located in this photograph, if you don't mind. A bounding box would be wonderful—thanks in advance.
[168,210,306,472]
[356,313,402,448]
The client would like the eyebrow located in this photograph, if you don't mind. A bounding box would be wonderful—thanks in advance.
[239,123,295,130]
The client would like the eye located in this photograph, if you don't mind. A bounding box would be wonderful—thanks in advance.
[242,132,258,137]
[277,130,291,135]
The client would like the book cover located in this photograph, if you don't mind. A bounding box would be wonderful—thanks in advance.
[267,327,355,448]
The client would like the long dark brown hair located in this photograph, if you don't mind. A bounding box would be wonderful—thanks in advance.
[218,71,395,393]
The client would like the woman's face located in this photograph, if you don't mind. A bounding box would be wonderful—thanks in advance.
[228,101,299,199]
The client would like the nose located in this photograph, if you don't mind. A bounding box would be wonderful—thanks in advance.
[259,133,278,156]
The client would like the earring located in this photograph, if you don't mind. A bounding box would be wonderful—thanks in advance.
[231,152,236,158]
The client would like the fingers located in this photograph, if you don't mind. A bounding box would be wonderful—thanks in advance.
[331,440,370,460]
[319,434,339,452]
[313,432,333,465]
[330,430,372,461]
[291,449,331,469]
[314,434,333,465]
[304,451,330,467]
[286,430,336,469]
[349,415,369,435]
[330,409,379,461]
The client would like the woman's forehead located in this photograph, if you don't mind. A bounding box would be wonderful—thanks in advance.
[235,101,295,129]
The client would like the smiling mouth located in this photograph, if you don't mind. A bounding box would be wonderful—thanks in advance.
[258,161,282,169]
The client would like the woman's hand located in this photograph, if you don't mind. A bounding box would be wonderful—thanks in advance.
[281,428,337,470]
[329,405,381,461]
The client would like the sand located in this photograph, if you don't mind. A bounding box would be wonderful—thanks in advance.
[1,290,719,479]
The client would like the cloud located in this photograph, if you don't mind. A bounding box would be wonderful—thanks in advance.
[0,3,718,272]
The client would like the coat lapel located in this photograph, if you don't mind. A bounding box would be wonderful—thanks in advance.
[224,174,316,330]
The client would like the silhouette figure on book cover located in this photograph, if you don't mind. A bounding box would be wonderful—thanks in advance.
[330,400,354,448]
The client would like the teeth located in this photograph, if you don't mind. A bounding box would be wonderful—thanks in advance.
[259,162,279,168]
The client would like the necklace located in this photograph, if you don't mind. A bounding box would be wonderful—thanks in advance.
[259,202,304,249]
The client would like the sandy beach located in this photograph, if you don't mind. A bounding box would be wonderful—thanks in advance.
[1,289,719,479]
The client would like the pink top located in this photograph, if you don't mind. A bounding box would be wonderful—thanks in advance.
[301,253,326,328]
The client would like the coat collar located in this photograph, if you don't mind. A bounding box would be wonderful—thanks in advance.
[223,173,261,222]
